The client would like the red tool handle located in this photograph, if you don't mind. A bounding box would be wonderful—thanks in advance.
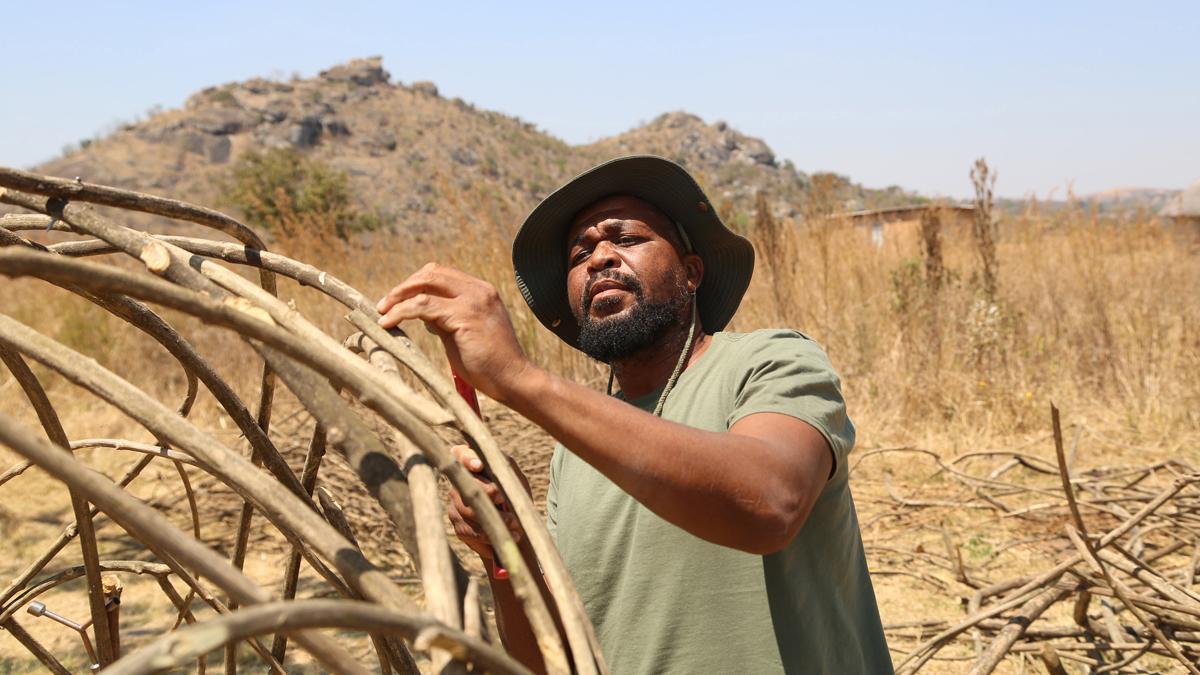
[451,370,509,580]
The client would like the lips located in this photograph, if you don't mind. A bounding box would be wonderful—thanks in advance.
[588,278,627,301]
[581,272,641,314]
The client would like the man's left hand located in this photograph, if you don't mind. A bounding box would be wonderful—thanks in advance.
[376,263,533,402]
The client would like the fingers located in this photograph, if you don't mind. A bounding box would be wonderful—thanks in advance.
[448,486,521,547]
[375,263,505,332]
[451,444,508,507]
[375,262,477,315]
[377,292,453,330]
[447,443,522,555]
[452,443,484,472]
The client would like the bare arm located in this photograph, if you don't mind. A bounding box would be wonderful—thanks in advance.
[446,446,559,674]
[380,265,833,554]
[505,370,831,553]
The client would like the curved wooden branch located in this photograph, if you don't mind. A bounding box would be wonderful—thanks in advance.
[1,440,198,488]
[345,333,466,630]
[269,423,327,664]
[2,616,72,675]
[0,313,405,607]
[0,413,368,675]
[0,344,116,664]
[1,165,612,673]
[0,455,155,611]
[0,166,276,294]
[0,247,573,673]
[349,312,605,674]
[0,561,172,624]
[108,600,531,675]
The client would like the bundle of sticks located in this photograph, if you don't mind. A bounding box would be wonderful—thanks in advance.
[858,409,1199,673]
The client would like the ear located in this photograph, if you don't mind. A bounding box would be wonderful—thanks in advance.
[683,253,704,295]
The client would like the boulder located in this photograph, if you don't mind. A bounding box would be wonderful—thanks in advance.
[259,99,291,124]
[325,119,351,137]
[657,111,703,129]
[191,108,257,135]
[735,137,776,167]
[288,116,323,147]
[319,57,389,87]
[206,136,232,164]
[179,133,206,156]
[412,81,439,97]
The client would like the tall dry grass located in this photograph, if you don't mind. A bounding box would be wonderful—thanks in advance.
[3,175,1198,452]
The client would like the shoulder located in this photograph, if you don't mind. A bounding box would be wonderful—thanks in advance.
[719,328,823,348]
[716,329,837,376]
[716,329,855,459]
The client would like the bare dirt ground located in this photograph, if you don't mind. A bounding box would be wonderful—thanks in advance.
[0,387,1195,673]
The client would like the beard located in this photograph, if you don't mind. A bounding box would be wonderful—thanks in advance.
[576,270,690,363]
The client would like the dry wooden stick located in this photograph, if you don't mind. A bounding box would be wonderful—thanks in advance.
[270,422,328,664]
[0,345,117,665]
[107,600,531,675]
[0,413,366,674]
[2,616,72,675]
[967,583,1076,675]
[1052,404,1200,674]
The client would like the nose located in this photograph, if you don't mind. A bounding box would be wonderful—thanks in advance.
[586,240,620,272]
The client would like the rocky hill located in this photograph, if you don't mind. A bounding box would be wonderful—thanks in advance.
[34,57,913,237]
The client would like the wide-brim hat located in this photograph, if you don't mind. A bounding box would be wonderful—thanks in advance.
[512,155,755,349]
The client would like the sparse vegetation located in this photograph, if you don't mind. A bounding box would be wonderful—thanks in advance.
[3,55,1198,671]
[221,147,381,242]
[2,162,1198,673]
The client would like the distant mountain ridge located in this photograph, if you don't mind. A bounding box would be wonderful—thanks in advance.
[1084,187,1181,214]
[33,57,917,236]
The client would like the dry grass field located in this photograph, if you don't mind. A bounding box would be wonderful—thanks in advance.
[1,180,1198,672]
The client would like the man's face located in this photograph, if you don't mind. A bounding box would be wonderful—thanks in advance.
[564,195,702,362]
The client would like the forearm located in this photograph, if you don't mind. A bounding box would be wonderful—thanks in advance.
[501,367,811,553]
[486,537,561,674]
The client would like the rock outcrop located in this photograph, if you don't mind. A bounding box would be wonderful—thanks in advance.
[34,57,910,236]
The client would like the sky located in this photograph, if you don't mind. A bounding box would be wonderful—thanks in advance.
[2,1,1197,199]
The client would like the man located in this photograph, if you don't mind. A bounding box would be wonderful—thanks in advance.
[376,155,891,673]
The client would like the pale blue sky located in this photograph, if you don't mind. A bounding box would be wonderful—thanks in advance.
[2,1,1196,198]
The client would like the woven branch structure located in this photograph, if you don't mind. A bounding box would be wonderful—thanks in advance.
[0,167,606,675]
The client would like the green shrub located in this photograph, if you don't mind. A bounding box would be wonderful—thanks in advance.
[222,147,379,240]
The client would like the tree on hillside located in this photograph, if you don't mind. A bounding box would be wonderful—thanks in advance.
[223,147,378,241]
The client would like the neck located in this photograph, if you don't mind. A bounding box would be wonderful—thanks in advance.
[612,315,711,400]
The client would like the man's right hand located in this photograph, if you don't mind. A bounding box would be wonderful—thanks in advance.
[447,444,528,562]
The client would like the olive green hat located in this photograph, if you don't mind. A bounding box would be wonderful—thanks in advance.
[512,155,755,349]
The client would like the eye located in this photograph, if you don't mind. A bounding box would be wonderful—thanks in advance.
[569,248,590,265]
[617,235,640,246]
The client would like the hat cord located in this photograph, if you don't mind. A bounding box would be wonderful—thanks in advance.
[605,299,698,418]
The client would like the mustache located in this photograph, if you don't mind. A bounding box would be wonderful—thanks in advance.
[581,269,643,314]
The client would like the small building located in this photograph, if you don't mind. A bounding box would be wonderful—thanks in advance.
[836,205,974,247]
[1160,178,1200,227]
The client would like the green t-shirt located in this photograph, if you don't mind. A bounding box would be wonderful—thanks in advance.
[547,329,891,674]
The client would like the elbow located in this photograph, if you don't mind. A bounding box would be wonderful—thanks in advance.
[740,491,811,555]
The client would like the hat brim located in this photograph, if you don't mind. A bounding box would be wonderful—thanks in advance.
[512,155,755,349]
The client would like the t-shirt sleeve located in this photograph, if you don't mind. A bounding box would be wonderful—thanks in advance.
[546,444,563,543]
[725,330,856,471]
